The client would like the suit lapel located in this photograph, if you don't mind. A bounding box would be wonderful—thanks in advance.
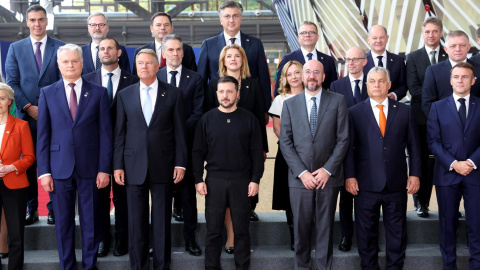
[0,115,16,160]
[178,69,189,91]
[362,98,382,136]
[149,84,168,125]
[24,39,39,76]
[420,47,431,67]
[117,70,130,91]
[464,96,477,132]
[55,80,74,123]
[40,37,55,79]
[218,33,227,48]
[157,68,168,83]
[84,42,94,70]
[342,78,355,105]
[361,75,368,101]
[365,52,374,72]
[384,99,398,137]
[439,47,448,62]
[294,50,306,65]
[240,32,251,55]
[296,93,310,133]
[447,96,463,130]
[74,80,92,124]
[314,90,331,137]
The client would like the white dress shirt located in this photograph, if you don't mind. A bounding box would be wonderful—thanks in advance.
[101,66,121,98]
[450,93,476,169]
[155,40,163,62]
[224,31,242,46]
[90,41,100,69]
[449,58,467,68]
[64,78,83,108]
[371,50,388,68]
[425,45,440,64]
[30,35,48,62]
[166,65,182,88]
[305,89,322,121]
[349,74,364,97]
[139,79,158,114]
[370,97,389,126]
[300,47,317,62]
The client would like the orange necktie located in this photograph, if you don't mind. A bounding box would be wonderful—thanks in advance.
[377,104,386,137]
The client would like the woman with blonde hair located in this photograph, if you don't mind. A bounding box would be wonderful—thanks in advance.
[268,60,304,251]
[203,44,268,254]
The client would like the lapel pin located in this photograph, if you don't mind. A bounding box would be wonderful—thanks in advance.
[187,75,190,78]
[6,131,9,134]
[123,76,127,79]
[161,92,166,96]
[246,39,250,42]
[390,59,393,61]
[321,57,324,59]
[442,54,446,57]
[246,86,249,88]
[84,92,89,97]
[393,105,396,107]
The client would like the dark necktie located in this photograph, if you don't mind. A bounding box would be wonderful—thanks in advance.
[230,37,236,45]
[107,73,113,104]
[69,83,78,120]
[430,51,437,65]
[377,56,383,67]
[307,53,313,61]
[35,42,42,72]
[458,98,466,129]
[170,70,178,86]
[354,79,362,104]
[95,45,101,70]
[310,97,317,137]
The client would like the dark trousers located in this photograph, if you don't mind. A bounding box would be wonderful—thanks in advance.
[355,190,407,270]
[98,177,128,244]
[0,180,27,270]
[178,166,198,243]
[413,124,434,207]
[436,183,480,270]
[289,186,340,270]
[339,187,354,238]
[205,177,251,270]
[51,169,100,270]
[126,174,172,270]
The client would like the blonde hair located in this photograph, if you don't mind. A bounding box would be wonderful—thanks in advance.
[218,44,251,79]
[278,60,303,96]
[0,83,15,113]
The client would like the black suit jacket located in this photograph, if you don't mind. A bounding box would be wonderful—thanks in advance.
[81,41,131,74]
[113,80,187,185]
[364,51,407,100]
[132,41,197,75]
[406,46,447,125]
[329,75,368,108]
[274,49,338,94]
[470,53,480,65]
[157,66,204,142]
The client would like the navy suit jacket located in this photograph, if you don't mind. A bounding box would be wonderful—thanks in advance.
[364,51,407,100]
[5,36,65,127]
[422,59,480,118]
[329,75,368,108]
[470,53,480,65]
[157,66,204,141]
[197,31,271,110]
[406,46,448,125]
[344,98,421,192]
[274,49,338,94]
[132,41,197,75]
[427,95,480,186]
[37,79,113,179]
[82,41,131,74]
[113,80,187,185]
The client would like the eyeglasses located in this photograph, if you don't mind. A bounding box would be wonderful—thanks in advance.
[222,14,241,20]
[88,23,107,29]
[304,70,322,76]
[299,31,317,36]
[345,57,366,63]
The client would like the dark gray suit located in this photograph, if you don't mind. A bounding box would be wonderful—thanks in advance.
[280,89,349,270]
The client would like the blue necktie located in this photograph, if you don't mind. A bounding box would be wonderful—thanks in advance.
[310,97,317,137]
[354,79,362,104]
[307,53,313,61]
[170,70,178,86]
[230,37,236,45]
[107,73,113,104]
[458,98,466,129]
[95,45,101,70]
[377,56,383,67]
[143,86,153,126]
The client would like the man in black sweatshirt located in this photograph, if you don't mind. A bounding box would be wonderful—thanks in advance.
[193,76,264,270]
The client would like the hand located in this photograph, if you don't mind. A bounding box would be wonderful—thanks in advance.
[114,169,125,186]
[299,171,317,190]
[27,105,38,120]
[345,178,359,195]
[264,112,269,125]
[406,176,420,194]
[96,172,110,189]
[452,161,474,176]
[312,168,330,189]
[263,151,267,162]
[248,182,259,197]
[0,164,14,177]
[173,168,185,184]
[387,93,396,100]
[196,182,207,196]
[41,175,54,192]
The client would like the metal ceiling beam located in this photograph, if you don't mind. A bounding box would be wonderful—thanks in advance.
[114,0,151,20]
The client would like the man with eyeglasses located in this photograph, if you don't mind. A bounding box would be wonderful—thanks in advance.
[274,21,338,95]
[81,12,131,74]
[280,60,349,270]
[406,17,448,218]
[364,25,407,101]
[329,46,368,253]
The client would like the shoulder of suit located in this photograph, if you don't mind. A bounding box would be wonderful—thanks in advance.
[317,50,335,62]
[203,33,222,44]
[182,68,202,79]
[407,47,425,58]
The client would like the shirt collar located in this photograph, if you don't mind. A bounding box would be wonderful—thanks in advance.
[63,77,83,90]
[101,66,121,77]
[140,78,158,91]
[155,40,162,51]
[167,65,183,74]
[370,97,389,109]
[224,31,241,43]
[300,47,316,57]
[304,89,322,101]
[449,58,467,68]
[371,50,387,60]
[453,93,470,103]
[30,35,47,45]
[348,73,364,83]
[425,45,440,56]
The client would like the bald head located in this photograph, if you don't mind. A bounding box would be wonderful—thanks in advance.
[302,60,325,93]
[368,25,389,55]
[345,46,367,77]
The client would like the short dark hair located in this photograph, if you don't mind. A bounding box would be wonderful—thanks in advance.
[26,4,47,17]
[451,62,476,76]
[218,76,239,91]
[219,1,243,14]
[422,16,443,30]
[100,37,120,51]
[151,12,172,25]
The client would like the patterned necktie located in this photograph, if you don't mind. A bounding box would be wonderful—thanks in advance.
[310,97,317,137]
[95,45,101,70]
[458,98,466,129]
[354,79,361,104]
[170,70,178,86]
[107,73,113,104]
[377,104,386,137]
[430,50,437,65]
[142,86,153,126]
[307,53,313,61]
[377,56,384,67]
[69,83,78,120]
[35,42,42,72]
[230,37,236,45]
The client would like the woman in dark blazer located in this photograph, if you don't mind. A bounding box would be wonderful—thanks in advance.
[0,82,35,270]
[204,44,268,254]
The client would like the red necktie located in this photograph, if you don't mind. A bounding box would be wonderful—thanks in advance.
[69,83,78,120]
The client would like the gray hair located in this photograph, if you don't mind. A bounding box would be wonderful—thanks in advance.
[87,12,108,24]
[57,44,83,61]
[161,34,183,51]
[136,48,159,65]
[367,66,390,82]
[218,0,243,15]
[445,30,469,45]
[0,83,15,113]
